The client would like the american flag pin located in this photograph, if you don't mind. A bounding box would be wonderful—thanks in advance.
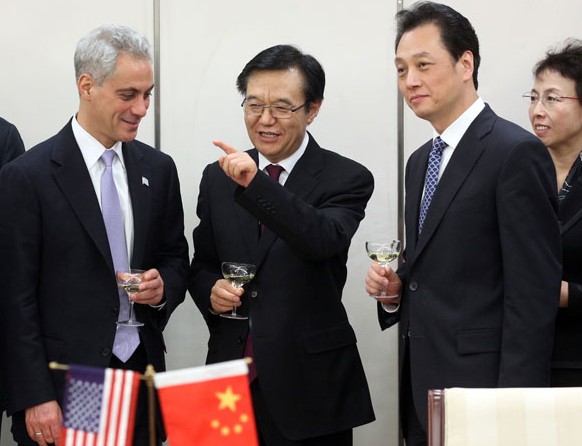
[142,177,149,186]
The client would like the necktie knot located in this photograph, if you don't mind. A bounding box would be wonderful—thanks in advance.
[432,136,446,155]
[265,164,284,183]
[101,149,117,167]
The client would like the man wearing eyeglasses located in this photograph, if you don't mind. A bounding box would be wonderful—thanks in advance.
[189,44,375,445]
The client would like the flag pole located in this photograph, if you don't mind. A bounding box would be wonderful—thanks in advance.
[49,361,153,380]
[144,364,157,446]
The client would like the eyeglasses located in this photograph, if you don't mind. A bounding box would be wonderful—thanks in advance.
[241,99,307,119]
[522,92,579,108]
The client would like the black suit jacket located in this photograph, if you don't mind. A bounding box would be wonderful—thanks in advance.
[0,120,189,416]
[0,116,25,414]
[378,105,562,430]
[0,117,25,169]
[552,164,582,379]
[189,134,375,440]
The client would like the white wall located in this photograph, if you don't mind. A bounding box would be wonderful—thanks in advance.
[1,1,581,445]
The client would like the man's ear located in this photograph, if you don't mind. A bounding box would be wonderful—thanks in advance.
[77,73,95,100]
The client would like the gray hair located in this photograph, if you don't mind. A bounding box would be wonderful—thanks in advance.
[74,24,152,85]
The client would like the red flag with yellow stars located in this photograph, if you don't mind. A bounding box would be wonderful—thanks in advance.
[154,359,258,446]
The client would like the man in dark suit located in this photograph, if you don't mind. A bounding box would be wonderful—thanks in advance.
[0,25,189,446]
[0,116,25,437]
[0,117,25,168]
[365,3,562,445]
[189,44,375,446]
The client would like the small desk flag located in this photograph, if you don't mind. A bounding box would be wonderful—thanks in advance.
[60,364,140,446]
[154,359,258,446]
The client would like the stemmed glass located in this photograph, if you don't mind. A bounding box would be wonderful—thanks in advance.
[116,269,145,327]
[221,262,256,320]
[365,240,402,297]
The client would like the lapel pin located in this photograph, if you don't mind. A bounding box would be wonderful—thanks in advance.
[142,176,149,186]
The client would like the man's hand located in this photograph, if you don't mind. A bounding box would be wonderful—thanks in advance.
[130,268,164,306]
[214,140,258,188]
[25,401,62,445]
[365,262,402,305]
[210,279,244,313]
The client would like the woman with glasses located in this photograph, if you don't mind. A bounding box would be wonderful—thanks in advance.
[525,38,582,386]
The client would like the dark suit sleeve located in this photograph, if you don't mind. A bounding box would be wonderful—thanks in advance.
[496,138,561,386]
[149,157,190,327]
[567,282,582,316]
[188,164,222,325]
[0,163,57,413]
[236,158,374,261]
[0,121,25,168]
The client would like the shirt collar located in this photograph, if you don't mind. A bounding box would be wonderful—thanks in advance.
[434,97,485,148]
[72,115,125,169]
[258,132,309,173]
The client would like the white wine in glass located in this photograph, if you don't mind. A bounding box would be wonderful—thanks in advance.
[116,269,145,327]
[221,262,256,320]
[365,240,402,297]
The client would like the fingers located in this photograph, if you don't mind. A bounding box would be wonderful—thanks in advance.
[365,263,389,294]
[25,401,62,445]
[210,279,243,313]
[365,263,402,299]
[213,140,237,155]
[213,141,258,187]
[132,269,164,305]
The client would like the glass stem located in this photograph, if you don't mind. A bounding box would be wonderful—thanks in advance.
[128,295,136,322]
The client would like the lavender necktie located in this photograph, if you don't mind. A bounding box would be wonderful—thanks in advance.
[418,137,447,234]
[101,150,140,362]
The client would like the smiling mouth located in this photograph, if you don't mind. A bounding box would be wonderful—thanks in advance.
[259,132,279,138]
[534,125,549,131]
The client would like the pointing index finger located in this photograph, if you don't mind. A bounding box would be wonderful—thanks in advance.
[213,140,238,155]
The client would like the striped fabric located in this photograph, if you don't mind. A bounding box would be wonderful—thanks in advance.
[444,387,582,446]
[61,365,140,446]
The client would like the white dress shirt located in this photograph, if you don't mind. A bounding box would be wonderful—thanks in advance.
[72,116,134,263]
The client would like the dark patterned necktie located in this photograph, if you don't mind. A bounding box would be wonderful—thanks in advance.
[418,137,447,234]
[259,164,285,234]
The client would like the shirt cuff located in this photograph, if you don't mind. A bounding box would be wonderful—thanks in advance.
[149,300,167,310]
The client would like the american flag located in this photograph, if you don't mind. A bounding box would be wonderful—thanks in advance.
[60,364,140,446]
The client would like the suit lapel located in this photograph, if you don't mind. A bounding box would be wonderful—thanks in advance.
[123,142,151,267]
[254,136,322,267]
[412,107,494,261]
[406,141,431,254]
[231,150,260,259]
[51,122,113,270]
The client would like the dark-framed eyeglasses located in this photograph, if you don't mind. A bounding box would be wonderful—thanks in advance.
[241,99,307,119]
[522,92,579,108]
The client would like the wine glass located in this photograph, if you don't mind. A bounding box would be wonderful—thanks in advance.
[365,240,402,297]
[116,269,145,327]
[220,262,256,320]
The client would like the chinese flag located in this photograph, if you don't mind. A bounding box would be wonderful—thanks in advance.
[154,359,258,446]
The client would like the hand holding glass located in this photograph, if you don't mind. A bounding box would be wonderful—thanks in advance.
[366,240,402,298]
[116,269,145,327]
[221,262,256,320]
